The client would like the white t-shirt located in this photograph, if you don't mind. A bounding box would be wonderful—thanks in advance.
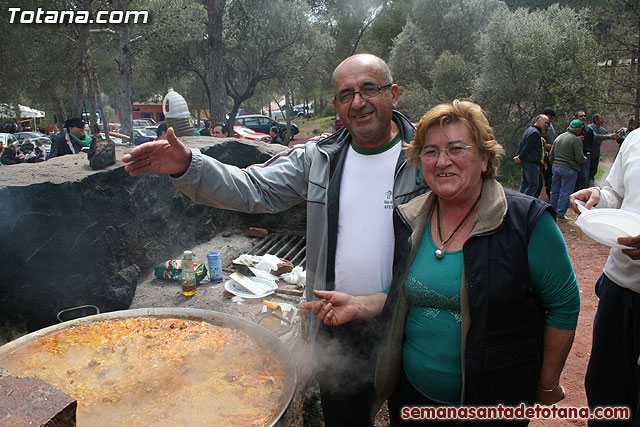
[597,129,640,292]
[334,137,402,296]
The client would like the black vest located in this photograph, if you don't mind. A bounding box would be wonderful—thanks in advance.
[462,189,552,405]
[389,188,554,407]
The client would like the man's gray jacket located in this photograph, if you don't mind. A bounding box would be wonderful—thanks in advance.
[173,111,428,339]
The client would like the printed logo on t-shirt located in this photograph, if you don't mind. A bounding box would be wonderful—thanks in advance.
[384,190,393,209]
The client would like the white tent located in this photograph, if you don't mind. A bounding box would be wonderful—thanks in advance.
[0,103,46,129]
[0,103,45,119]
[18,104,45,118]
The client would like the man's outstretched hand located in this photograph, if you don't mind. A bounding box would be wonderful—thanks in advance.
[123,127,192,176]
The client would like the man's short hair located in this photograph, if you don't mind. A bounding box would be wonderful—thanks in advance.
[214,122,228,135]
[156,123,168,138]
[543,107,555,117]
[64,117,85,130]
[270,126,279,134]
[592,114,602,123]
[535,114,548,124]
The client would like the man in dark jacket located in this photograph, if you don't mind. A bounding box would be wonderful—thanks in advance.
[515,114,550,196]
[48,117,93,159]
[574,110,593,190]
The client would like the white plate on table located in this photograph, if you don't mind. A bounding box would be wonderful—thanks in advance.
[224,277,277,299]
[575,207,640,249]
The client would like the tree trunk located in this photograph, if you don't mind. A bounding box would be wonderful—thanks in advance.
[51,95,67,130]
[72,24,89,117]
[116,0,133,142]
[90,56,110,144]
[85,52,99,135]
[206,0,227,123]
[282,78,292,144]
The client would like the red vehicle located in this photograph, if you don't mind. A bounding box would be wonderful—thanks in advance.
[333,113,343,131]
[233,126,272,143]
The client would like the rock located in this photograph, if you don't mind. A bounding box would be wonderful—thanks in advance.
[0,370,77,426]
[0,139,306,333]
[87,134,115,170]
[249,227,269,238]
[271,259,294,276]
[105,265,141,309]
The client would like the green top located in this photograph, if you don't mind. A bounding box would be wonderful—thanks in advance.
[549,131,585,171]
[402,210,580,403]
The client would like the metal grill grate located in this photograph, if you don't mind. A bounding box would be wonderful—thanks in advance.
[248,234,306,268]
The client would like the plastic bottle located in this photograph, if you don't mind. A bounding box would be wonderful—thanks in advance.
[163,88,195,137]
[181,250,197,296]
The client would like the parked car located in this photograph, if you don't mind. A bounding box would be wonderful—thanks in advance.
[232,126,272,143]
[0,132,19,149]
[234,115,299,139]
[98,123,120,132]
[133,119,155,129]
[13,131,52,146]
[133,128,157,145]
[333,113,344,131]
[98,133,129,146]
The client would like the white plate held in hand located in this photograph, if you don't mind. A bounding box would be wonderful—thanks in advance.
[575,208,640,249]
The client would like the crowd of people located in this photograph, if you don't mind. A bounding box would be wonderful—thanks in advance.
[515,108,634,220]
[121,53,639,426]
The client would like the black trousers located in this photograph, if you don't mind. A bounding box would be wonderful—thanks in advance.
[589,155,600,182]
[316,319,380,427]
[585,274,640,426]
[543,163,553,199]
[388,369,528,426]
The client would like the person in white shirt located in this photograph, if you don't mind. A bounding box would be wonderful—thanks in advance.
[571,129,640,425]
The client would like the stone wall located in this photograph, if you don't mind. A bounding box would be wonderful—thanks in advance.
[0,138,306,331]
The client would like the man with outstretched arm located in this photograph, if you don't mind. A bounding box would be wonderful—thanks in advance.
[123,53,427,426]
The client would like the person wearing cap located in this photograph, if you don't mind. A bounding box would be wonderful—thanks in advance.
[515,114,550,196]
[571,128,640,425]
[541,108,557,199]
[548,119,587,219]
[48,117,93,159]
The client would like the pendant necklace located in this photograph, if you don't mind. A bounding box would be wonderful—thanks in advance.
[434,192,482,259]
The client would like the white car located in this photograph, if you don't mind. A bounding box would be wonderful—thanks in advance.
[0,132,19,148]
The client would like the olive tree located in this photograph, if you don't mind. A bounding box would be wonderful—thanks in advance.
[473,4,603,143]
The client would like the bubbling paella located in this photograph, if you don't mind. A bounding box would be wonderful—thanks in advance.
[0,316,288,426]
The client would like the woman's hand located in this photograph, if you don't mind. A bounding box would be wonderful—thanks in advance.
[122,127,192,176]
[298,290,358,327]
[536,383,566,405]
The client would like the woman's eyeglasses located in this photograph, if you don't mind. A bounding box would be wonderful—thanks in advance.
[420,143,472,160]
